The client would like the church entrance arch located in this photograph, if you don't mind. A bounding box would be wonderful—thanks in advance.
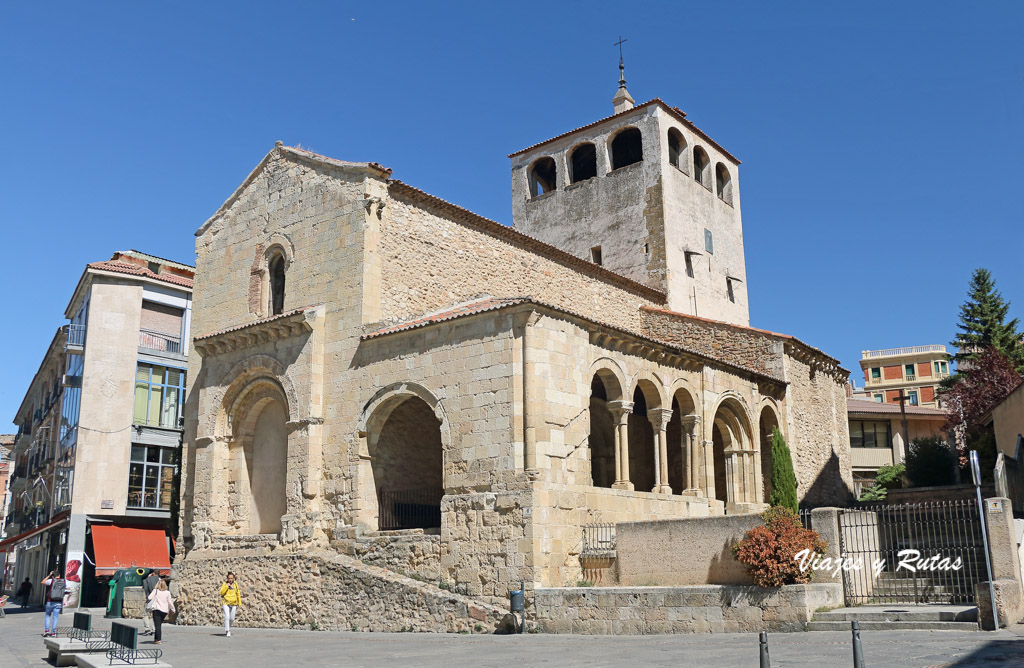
[363,387,444,531]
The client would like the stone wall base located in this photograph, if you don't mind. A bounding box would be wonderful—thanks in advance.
[172,552,512,633]
[534,584,842,634]
[977,578,1024,630]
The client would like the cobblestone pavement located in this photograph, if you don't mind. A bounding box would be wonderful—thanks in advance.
[2,606,1023,667]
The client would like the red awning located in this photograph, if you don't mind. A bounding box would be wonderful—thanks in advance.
[91,525,171,576]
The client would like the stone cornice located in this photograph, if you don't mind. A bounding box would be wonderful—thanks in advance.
[194,307,318,357]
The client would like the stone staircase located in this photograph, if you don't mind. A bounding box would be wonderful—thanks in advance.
[806,605,978,631]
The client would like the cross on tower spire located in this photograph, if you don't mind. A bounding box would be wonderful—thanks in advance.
[611,35,634,113]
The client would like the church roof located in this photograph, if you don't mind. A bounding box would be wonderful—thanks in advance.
[508,98,740,164]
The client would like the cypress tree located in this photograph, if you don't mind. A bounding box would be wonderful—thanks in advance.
[768,427,799,513]
[947,268,1024,386]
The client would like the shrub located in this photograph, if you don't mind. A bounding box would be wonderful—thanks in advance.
[768,427,799,512]
[858,463,905,502]
[905,436,957,487]
[732,506,827,587]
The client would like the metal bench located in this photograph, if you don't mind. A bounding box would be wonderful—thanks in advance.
[45,614,114,667]
[56,612,110,641]
[95,621,163,665]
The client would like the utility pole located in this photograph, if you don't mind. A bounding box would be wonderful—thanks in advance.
[896,389,911,450]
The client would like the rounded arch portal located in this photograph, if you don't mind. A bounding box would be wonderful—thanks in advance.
[711,396,756,508]
[589,367,624,488]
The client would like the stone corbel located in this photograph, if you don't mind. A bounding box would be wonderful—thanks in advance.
[364,196,386,219]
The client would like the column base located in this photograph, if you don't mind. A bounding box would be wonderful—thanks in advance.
[653,485,673,495]
[680,488,704,498]
[612,481,634,491]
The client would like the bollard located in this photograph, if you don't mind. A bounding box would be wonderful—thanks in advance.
[851,620,865,668]
[759,630,771,668]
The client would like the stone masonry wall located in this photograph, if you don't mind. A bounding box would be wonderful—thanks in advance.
[174,553,511,633]
[343,532,442,584]
[534,584,842,634]
[380,190,661,333]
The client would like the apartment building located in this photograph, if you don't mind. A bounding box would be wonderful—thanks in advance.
[859,344,951,409]
[0,251,193,607]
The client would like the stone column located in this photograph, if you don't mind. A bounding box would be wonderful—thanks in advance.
[680,416,702,497]
[648,408,673,494]
[703,439,716,501]
[752,446,764,504]
[608,400,634,491]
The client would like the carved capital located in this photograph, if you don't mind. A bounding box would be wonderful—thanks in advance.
[647,408,673,431]
[607,400,634,425]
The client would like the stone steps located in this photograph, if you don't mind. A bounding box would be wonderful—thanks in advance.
[807,605,978,632]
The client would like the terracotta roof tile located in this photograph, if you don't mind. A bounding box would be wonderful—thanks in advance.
[508,98,740,164]
[88,260,194,288]
[195,306,315,341]
[362,298,529,339]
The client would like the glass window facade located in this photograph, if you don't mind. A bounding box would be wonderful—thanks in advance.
[128,445,177,509]
[850,420,892,449]
[133,363,186,428]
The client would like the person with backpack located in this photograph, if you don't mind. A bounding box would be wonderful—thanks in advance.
[141,571,161,635]
[219,572,241,637]
[40,570,66,637]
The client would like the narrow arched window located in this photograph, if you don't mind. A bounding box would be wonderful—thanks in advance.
[269,253,286,315]
[693,147,710,188]
[610,127,643,170]
[528,157,557,198]
[569,143,597,183]
[667,128,686,170]
[715,163,733,205]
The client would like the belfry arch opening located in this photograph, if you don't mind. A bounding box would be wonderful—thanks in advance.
[716,163,733,205]
[367,395,443,531]
[610,127,643,170]
[528,157,557,198]
[667,128,686,171]
[693,147,711,188]
[588,371,621,488]
[569,143,598,183]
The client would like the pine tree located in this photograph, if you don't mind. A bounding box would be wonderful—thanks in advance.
[947,268,1024,386]
[768,427,799,513]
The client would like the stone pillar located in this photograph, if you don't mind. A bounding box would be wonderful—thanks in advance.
[752,445,765,504]
[703,440,715,501]
[680,416,702,497]
[608,400,633,491]
[648,408,673,494]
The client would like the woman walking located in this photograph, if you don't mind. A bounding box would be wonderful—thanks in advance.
[146,579,175,644]
[219,572,241,637]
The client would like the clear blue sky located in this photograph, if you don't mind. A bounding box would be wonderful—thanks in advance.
[1,2,1021,430]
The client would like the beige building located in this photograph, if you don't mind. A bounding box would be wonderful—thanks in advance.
[990,380,1024,459]
[176,81,853,617]
[860,344,951,408]
[1,251,193,607]
[846,398,948,495]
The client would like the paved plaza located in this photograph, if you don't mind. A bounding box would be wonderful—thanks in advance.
[1,606,1023,667]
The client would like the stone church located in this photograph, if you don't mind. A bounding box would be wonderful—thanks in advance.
[176,77,852,623]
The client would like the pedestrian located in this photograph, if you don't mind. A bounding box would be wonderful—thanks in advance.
[16,578,33,607]
[141,571,160,635]
[219,571,241,637]
[146,579,175,645]
[40,570,66,637]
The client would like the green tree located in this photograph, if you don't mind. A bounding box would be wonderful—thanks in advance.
[905,436,958,488]
[858,463,905,502]
[946,268,1024,387]
[768,427,799,512]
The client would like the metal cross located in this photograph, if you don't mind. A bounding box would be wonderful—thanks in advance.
[614,36,627,64]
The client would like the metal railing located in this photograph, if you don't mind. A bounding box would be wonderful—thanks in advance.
[798,508,813,531]
[98,622,162,664]
[65,324,86,351]
[582,522,616,557]
[837,500,985,606]
[377,488,442,531]
[139,329,183,354]
[861,345,947,359]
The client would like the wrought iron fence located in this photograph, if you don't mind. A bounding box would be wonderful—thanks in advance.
[377,488,443,531]
[837,500,985,605]
[581,522,616,558]
[798,508,813,531]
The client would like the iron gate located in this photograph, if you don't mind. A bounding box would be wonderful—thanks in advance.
[837,500,986,605]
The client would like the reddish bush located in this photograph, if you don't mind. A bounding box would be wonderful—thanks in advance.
[732,507,827,588]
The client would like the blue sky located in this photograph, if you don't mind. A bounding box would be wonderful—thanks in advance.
[1,2,1021,429]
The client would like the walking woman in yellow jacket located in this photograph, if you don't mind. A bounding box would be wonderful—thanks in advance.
[219,572,242,637]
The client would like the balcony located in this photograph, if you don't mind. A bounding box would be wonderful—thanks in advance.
[139,329,183,355]
[861,344,946,359]
[905,373,916,382]
[65,324,86,355]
